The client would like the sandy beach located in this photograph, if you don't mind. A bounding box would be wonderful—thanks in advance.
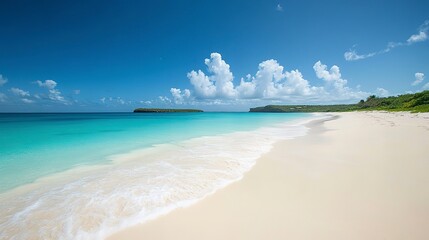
[108,111,429,240]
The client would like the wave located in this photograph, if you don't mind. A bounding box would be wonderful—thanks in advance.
[0,114,329,240]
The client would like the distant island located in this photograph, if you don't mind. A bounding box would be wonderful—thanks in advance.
[134,108,203,113]
[250,90,429,113]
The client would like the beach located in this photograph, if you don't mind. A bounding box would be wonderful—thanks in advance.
[108,111,429,240]
[0,112,314,239]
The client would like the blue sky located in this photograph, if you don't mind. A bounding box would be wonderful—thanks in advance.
[0,0,428,112]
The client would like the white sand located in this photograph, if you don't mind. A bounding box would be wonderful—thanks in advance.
[108,112,429,240]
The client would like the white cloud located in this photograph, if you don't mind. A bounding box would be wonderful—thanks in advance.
[412,72,425,86]
[205,53,237,98]
[313,61,369,101]
[170,53,369,105]
[237,59,282,98]
[253,59,284,98]
[313,61,341,81]
[36,80,57,89]
[158,96,171,103]
[376,87,389,97]
[283,70,321,96]
[73,89,81,94]
[423,82,429,90]
[276,4,283,12]
[170,88,191,104]
[313,61,347,91]
[22,98,34,104]
[407,31,427,44]
[0,75,7,86]
[345,20,428,61]
[407,20,429,44]
[36,80,67,104]
[235,59,321,99]
[100,96,127,105]
[236,76,256,98]
[188,53,236,99]
[187,70,216,98]
[344,50,376,61]
[0,93,6,102]
[48,88,65,102]
[187,56,327,101]
[10,87,30,97]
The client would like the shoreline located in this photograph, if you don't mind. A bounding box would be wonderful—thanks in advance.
[0,113,323,240]
[108,111,429,240]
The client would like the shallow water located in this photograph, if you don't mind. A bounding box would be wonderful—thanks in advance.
[0,112,320,239]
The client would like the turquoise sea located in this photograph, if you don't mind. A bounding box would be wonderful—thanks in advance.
[0,112,317,239]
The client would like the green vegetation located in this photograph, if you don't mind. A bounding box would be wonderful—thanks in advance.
[250,90,429,113]
[134,108,203,113]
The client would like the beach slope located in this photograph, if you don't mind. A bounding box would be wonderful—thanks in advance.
[108,112,429,240]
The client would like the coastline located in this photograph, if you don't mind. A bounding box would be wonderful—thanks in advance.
[0,113,322,240]
[108,111,429,240]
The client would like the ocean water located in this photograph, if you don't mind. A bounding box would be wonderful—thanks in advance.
[0,112,322,239]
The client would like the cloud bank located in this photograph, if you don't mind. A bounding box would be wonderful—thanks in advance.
[169,53,370,105]
[345,20,429,61]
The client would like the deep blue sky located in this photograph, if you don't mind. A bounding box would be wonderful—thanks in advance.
[0,0,428,111]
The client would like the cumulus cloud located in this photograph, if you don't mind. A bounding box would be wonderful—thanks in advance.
[313,61,348,94]
[276,4,283,11]
[170,88,191,104]
[412,72,425,86]
[36,80,57,89]
[187,70,216,98]
[423,82,429,90]
[188,53,236,99]
[170,53,369,105]
[0,74,7,86]
[10,87,30,97]
[250,59,284,98]
[345,20,428,61]
[36,80,67,103]
[376,87,389,97]
[236,59,322,99]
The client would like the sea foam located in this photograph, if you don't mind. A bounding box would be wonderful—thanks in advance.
[0,114,328,240]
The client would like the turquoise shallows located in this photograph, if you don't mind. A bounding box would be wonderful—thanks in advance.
[0,112,307,192]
